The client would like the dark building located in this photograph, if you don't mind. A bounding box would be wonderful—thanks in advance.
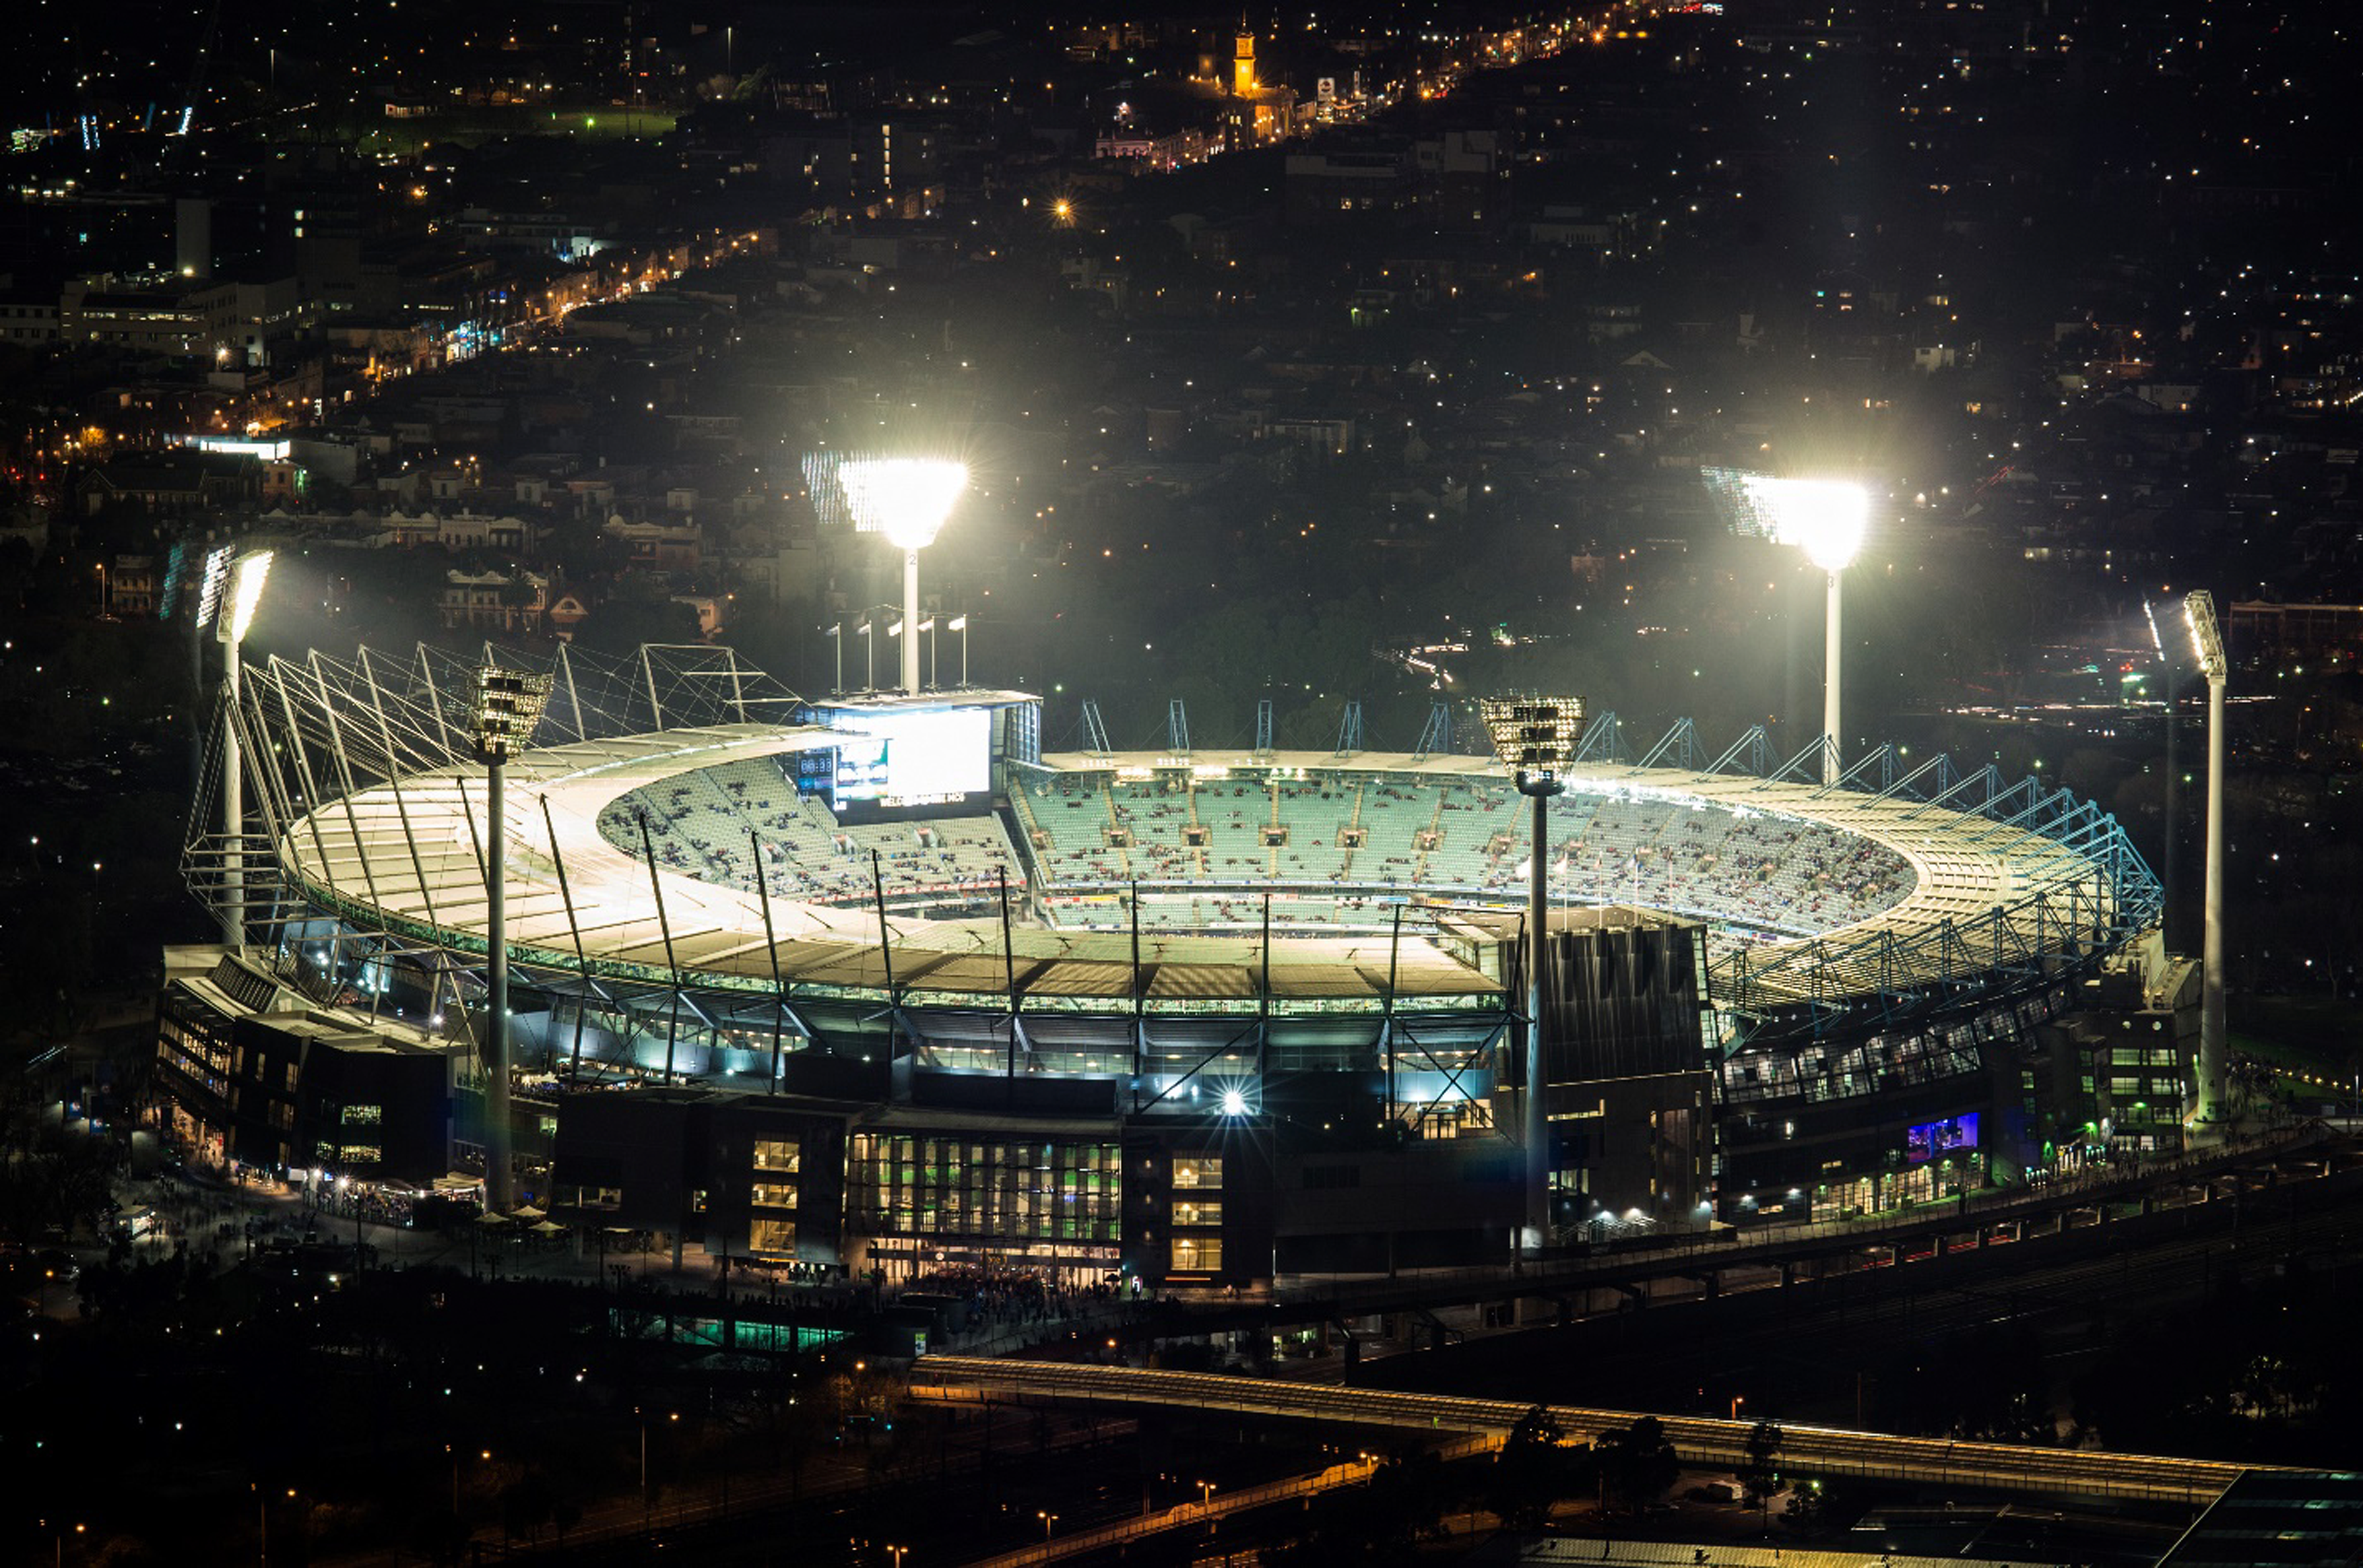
[2154,1470,2363,1567]
[156,948,459,1185]
[1532,907,1715,1228]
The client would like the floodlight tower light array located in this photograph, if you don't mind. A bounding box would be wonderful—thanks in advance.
[2184,590,2227,681]
[838,457,968,696]
[219,550,276,647]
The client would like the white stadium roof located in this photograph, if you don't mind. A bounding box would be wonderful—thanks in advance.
[269,724,2138,1013]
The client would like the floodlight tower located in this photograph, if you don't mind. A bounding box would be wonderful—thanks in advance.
[2143,600,2179,951]
[1478,694,1586,1255]
[1701,471,1869,785]
[839,459,967,697]
[1765,482,1870,785]
[216,550,274,950]
[471,666,554,1212]
[2184,591,2228,1128]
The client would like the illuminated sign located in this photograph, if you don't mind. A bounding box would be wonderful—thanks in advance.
[1905,1113,1979,1164]
[824,706,991,814]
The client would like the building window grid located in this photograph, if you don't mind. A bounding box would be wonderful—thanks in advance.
[847,1134,1120,1244]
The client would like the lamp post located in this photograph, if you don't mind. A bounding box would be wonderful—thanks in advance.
[838,458,967,698]
[471,666,554,1214]
[216,550,273,950]
[2185,591,2228,1128]
[1479,695,1586,1255]
[1702,471,1869,783]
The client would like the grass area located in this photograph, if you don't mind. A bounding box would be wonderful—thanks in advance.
[2232,994,2363,1069]
[2230,996,2363,1105]
[342,104,680,155]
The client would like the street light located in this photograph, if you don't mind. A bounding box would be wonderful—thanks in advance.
[839,457,967,697]
[2185,589,2228,1129]
[216,548,273,950]
[1478,694,1586,1254]
[471,666,554,1214]
[1702,469,1869,783]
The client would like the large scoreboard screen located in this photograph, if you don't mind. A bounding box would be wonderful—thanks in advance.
[822,706,993,822]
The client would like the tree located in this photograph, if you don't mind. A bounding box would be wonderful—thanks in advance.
[1738,1418,1784,1531]
[499,1472,556,1544]
[1782,1476,1828,1534]
[1595,1415,1679,1513]
[1483,1406,1578,1531]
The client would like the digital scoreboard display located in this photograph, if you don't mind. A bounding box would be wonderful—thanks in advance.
[822,707,992,822]
[1905,1112,1979,1165]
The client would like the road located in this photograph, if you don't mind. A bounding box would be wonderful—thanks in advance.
[910,1357,2269,1507]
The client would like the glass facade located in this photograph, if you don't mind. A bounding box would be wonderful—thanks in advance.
[846,1133,1120,1245]
[1172,1155,1223,1189]
[1171,1236,1223,1272]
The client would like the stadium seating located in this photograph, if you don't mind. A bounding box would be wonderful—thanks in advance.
[601,758,1024,909]
[599,760,1917,944]
[1020,774,1916,942]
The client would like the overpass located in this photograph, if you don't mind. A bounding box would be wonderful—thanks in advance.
[912,1356,2269,1507]
[1054,1127,2360,1356]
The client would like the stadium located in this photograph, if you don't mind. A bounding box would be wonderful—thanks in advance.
[155,640,2170,1288]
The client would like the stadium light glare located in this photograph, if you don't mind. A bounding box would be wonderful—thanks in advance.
[1702,468,1869,568]
[837,457,965,550]
[1701,468,1870,783]
[217,549,274,645]
[839,458,966,695]
[1767,479,1869,571]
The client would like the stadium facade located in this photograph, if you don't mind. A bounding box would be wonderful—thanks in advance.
[155,643,2172,1286]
